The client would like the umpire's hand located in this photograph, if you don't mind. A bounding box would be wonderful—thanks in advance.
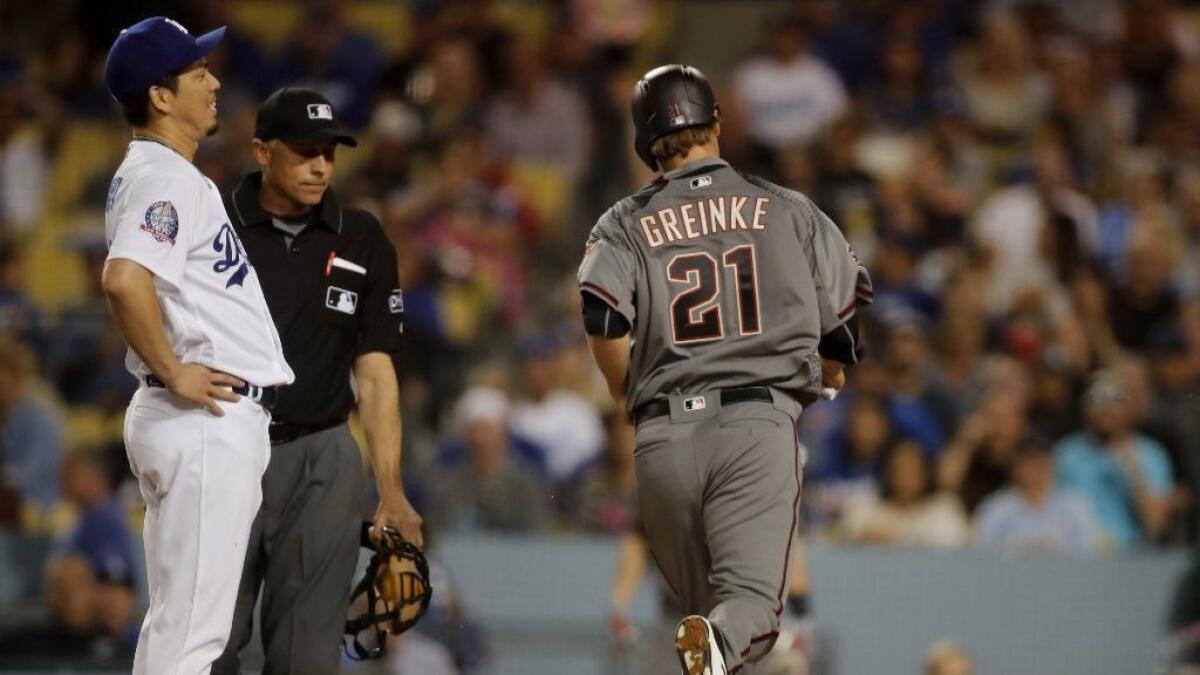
[372,491,424,549]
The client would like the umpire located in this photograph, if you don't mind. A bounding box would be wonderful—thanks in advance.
[212,88,423,675]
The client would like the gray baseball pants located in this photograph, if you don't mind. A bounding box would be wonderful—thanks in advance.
[634,390,804,673]
[211,424,365,675]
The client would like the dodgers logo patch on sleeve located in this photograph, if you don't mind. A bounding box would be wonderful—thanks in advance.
[142,201,179,244]
[388,289,404,314]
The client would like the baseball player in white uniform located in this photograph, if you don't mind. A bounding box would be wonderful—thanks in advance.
[100,17,294,675]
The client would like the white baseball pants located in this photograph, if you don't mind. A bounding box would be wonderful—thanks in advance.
[123,385,270,675]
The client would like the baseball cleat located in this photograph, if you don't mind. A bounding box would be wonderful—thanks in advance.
[676,615,727,675]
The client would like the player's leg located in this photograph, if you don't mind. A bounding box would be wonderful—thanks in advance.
[633,417,715,617]
[210,508,267,675]
[127,390,270,675]
[702,401,803,673]
[257,426,365,675]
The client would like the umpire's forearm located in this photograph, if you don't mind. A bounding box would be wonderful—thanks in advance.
[102,258,182,383]
[354,352,404,496]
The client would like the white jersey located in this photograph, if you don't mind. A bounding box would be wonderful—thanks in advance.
[105,139,294,387]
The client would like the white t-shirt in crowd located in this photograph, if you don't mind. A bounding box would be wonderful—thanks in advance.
[733,54,847,148]
[511,390,605,481]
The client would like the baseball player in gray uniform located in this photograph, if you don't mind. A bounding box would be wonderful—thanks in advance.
[579,65,871,675]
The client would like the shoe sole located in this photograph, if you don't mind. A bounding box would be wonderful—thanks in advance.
[676,615,712,675]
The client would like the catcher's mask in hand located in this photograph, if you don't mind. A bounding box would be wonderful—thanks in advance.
[343,522,432,660]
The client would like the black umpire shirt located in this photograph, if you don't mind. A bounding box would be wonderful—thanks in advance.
[227,172,404,427]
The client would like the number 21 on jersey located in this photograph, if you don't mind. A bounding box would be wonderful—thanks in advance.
[667,244,761,344]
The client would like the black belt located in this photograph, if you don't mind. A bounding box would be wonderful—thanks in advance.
[268,419,344,445]
[633,386,774,424]
[144,374,280,410]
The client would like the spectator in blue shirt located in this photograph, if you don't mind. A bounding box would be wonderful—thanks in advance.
[1055,371,1173,550]
[976,434,1102,556]
[59,445,137,651]
[0,335,63,521]
[274,3,382,128]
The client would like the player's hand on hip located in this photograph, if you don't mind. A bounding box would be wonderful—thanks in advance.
[165,363,245,416]
[372,491,424,549]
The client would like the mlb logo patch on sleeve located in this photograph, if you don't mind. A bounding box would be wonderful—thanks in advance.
[388,289,404,314]
[327,286,358,314]
[142,201,179,244]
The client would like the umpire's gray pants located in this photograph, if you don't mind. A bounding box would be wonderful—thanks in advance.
[211,424,365,675]
[635,391,803,674]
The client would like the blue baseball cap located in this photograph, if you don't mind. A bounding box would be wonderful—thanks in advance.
[104,16,226,104]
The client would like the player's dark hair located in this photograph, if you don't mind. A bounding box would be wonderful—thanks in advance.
[120,72,180,127]
[878,438,934,503]
[649,123,718,166]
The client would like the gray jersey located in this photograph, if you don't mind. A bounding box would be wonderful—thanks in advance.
[578,157,871,413]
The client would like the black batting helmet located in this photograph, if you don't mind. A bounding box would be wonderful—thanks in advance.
[631,64,720,171]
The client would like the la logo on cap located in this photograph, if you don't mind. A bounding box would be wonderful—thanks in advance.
[307,103,333,121]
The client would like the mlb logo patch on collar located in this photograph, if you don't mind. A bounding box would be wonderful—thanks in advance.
[690,175,712,190]
[327,286,358,314]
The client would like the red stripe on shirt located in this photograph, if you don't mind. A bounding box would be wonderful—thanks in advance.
[580,281,620,308]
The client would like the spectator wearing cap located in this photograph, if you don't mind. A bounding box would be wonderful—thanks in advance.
[509,332,604,485]
[976,434,1102,556]
[214,88,422,675]
[1055,371,1173,549]
[429,386,550,534]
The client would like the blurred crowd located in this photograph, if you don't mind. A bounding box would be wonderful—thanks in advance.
[1,0,1200,670]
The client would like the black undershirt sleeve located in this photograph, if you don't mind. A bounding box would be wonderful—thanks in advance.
[818,313,863,365]
[581,291,631,338]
